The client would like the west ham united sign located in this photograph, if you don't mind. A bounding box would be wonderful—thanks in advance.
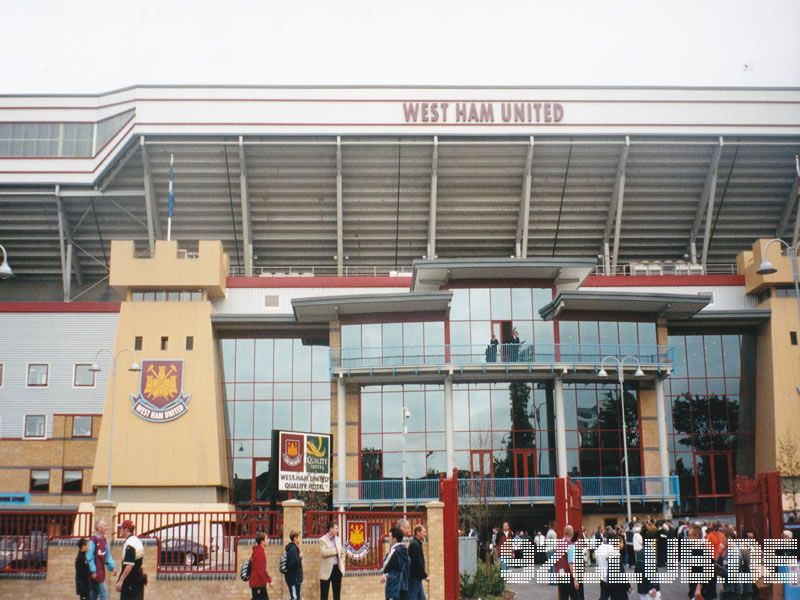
[130,360,191,423]
[277,430,331,492]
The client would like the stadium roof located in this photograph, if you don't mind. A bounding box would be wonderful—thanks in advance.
[0,85,799,293]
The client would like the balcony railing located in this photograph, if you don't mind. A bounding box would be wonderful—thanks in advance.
[334,476,679,507]
[332,343,673,373]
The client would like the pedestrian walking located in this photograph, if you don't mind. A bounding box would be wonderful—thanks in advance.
[635,550,661,600]
[408,525,428,600]
[554,525,579,600]
[319,522,345,600]
[248,531,272,600]
[284,530,303,600]
[383,527,410,600]
[686,524,717,600]
[75,538,91,600]
[87,519,116,600]
[115,519,145,600]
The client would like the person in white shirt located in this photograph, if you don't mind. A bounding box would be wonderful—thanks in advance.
[632,525,644,564]
[594,527,621,600]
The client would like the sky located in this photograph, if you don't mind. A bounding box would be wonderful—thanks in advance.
[0,0,798,94]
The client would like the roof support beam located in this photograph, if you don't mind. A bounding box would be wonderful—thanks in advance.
[700,138,725,270]
[603,136,631,274]
[689,137,724,265]
[516,136,535,258]
[776,178,798,240]
[427,136,439,259]
[55,186,82,301]
[238,136,253,276]
[140,137,161,254]
[97,139,140,192]
[336,136,344,277]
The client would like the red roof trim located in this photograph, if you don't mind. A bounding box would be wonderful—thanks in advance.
[0,302,120,313]
[583,275,745,287]
[226,276,412,288]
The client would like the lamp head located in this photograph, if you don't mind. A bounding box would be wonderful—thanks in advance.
[0,261,12,279]
[128,361,141,372]
[756,259,777,275]
[89,363,102,373]
[633,367,645,378]
[597,367,608,378]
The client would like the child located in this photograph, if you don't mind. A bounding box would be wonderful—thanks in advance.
[75,537,91,600]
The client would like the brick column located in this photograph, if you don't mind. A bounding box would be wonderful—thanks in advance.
[282,499,305,547]
[425,501,445,600]
[93,500,117,540]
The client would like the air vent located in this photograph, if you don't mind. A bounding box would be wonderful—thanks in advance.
[264,295,280,309]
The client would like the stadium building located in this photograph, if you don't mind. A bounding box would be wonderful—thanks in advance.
[0,85,799,528]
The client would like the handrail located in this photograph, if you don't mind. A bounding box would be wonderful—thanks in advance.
[229,265,413,277]
[332,343,673,371]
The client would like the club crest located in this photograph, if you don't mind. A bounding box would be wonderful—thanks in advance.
[344,520,370,560]
[130,360,190,422]
[280,433,305,471]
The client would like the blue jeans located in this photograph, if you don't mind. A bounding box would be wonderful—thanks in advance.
[287,583,301,600]
[408,579,426,600]
[90,580,109,600]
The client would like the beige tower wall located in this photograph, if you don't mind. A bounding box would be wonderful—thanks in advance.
[92,240,230,504]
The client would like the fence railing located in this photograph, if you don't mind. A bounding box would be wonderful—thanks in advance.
[229,265,413,277]
[336,476,680,505]
[0,511,93,575]
[333,343,673,372]
[116,511,282,575]
[303,510,424,571]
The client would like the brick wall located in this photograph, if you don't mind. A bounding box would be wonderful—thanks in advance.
[0,535,435,599]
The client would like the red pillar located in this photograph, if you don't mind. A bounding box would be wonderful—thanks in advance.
[439,469,460,600]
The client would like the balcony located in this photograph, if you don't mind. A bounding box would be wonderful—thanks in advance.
[332,343,673,381]
[333,476,680,508]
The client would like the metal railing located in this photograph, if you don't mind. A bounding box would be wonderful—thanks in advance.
[0,511,93,575]
[229,265,413,277]
[336,476,680,505]
[304,510,424,571]
[333,343,673,372]
[116,511,282,575]
[593,262,739,276]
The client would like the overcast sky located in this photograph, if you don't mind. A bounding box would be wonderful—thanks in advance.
[1,0,798,94]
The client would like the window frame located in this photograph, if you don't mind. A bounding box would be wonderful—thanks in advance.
[29,469,50,493]
[26,363,49,387]
[72,415,93,438]
[0,363,4,387]
[24,415,46,439]
[62,469,83,494]
[73,364,96,388]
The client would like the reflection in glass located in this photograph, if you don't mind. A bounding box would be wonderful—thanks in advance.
[490,288,512,320]
[470,289,491,320]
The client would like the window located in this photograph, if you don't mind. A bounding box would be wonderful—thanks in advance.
[134,336,143,351]
[30,470,49,493]
[24,415,46,438]
[74,364,95,387]
[0,363,3,386]
[27,364,48,386]
[186,336,194,351]
[264,295,280,308]
[161,337,169,351]
[72,416,92,437]
[791,332,798,346]
[62,470,83,493]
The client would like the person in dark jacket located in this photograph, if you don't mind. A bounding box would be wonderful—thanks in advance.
[635,550,661,600]
[408,525,428,600]
[284,530,303,600]
[382,527,410,600]
[75,537,91,600]
[249,531,272,599]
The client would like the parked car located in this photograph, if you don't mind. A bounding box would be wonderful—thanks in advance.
[159,539,207,567]
[0,535,48,571]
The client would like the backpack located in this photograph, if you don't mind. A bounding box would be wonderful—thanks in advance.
[240,558,251,582]
[279,552,288,575]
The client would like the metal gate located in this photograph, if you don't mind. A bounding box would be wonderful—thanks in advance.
[734,471,783,540]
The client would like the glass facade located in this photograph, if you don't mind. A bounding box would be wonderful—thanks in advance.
[666,333,756,515]
[220,338,330,504]
[360,381,641,481]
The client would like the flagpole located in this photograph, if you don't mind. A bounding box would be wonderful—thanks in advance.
[167,154,174,241]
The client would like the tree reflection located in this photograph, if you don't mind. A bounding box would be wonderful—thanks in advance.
[671,393,738,451]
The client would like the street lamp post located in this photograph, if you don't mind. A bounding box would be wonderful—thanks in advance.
[401,405,410,516]
[90,349,140,502]
[757,238,800,324]
[598,355,644,525]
